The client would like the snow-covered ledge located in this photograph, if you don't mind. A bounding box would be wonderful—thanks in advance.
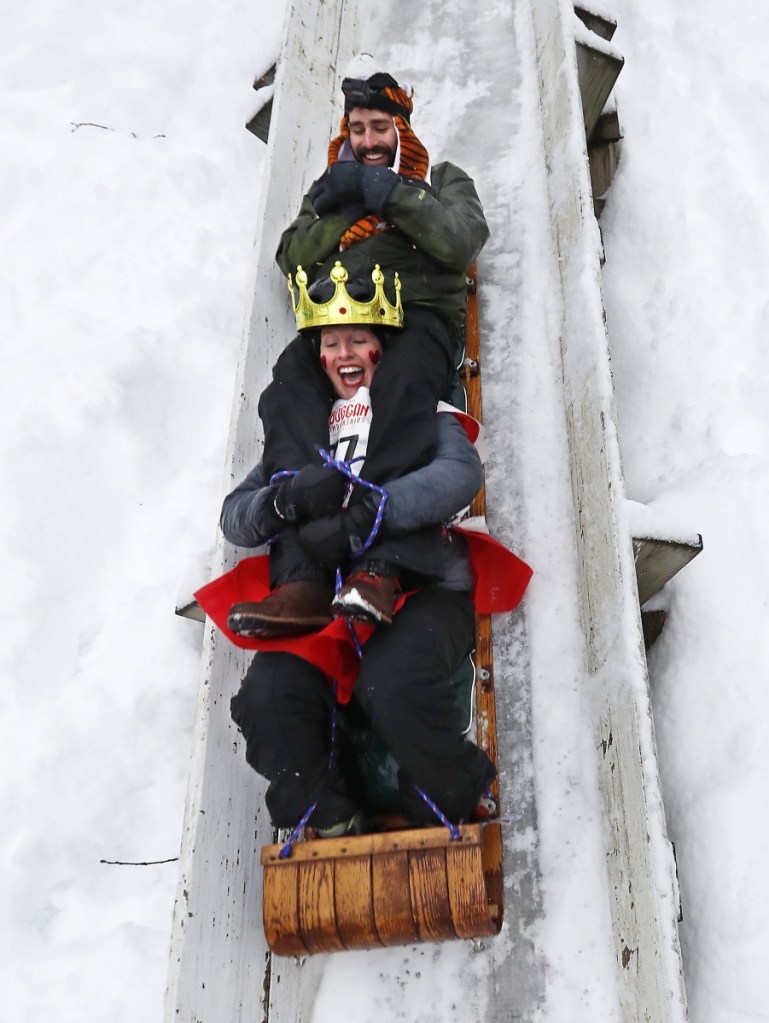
[164,3,360,1020]
[528,0,688,1019]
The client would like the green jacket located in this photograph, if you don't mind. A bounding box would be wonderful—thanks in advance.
[275,161,490,337]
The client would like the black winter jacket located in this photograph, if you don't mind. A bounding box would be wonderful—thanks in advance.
[220,414,481,590]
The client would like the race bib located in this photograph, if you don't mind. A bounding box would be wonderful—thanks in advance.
[328,386,373,478]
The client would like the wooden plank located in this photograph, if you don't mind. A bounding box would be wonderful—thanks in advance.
[245,63,277,143]
[252,64,276,91]
[333,856,383,949]
[590,109,622,144]
[461,266,483,436]
[463,263,504,935]
[588,138,622,208]
[474,612,499,811]
[445,842,498,938]
[371,851,418,946]
[588,113,624,217]
[641,609,667,649]
[574,5,617,41]
[464,265,502,815]
[174,599,205,623]
[297,860,345,954]
[262,863,309,957]
[481,822,505,927]
[261,824,481,865]
[408,848,457,942]
[575,41,624,139]
[245,100,273,144]
[632,536,703,607]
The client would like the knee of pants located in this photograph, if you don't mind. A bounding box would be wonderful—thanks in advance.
[230,657,274,740]
[357,671,462,740]
[374,317,453,385]
[230,652,326,740]
[372,351,449,405]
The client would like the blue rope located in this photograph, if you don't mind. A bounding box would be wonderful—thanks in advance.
[268,469,297,485]
[278,799,320,859]
[317,448,387,557]
[266,457,386,555]
[335,567,364,659]
[415,786,462,841]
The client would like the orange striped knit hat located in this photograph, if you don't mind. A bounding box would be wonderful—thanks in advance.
[329,69,430,249]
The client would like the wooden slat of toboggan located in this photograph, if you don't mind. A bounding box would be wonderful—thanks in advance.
[462,264,505,915]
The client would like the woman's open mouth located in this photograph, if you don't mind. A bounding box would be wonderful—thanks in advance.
[338,364,366,389]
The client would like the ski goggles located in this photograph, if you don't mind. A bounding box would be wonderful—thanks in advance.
[341,74,411,121]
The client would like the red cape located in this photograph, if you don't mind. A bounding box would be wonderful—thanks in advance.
[194,529,532,703]
[453,526,532,613]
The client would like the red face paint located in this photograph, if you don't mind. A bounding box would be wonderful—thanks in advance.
[320,354,328,369]
[369,349,381,365]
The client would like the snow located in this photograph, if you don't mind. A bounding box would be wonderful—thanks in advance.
[1,0,768,1020]
[0,2,281,1019]
[600,5,769,1020]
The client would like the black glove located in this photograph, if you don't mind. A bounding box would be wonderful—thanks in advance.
[340,199,368,222]
[359,165,399,215]
[308,176,336,217]
[309,162,364,216]
[252,491,288,540]
[273,465,348,524]
[297,494,380,568]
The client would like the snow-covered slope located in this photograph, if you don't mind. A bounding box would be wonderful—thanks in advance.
[0,2,282,1019]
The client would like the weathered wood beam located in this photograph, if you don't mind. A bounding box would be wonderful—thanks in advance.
[633,535,703,608]
[590,108,622,144]
[588,133,622,217]
[641,609,667,649]
[245,63,276,143]
[576,39,624,138]
[174,599,205,623]
[574,5,617,42]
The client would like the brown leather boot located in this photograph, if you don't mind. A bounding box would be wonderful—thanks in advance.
[227,581,333,638]
[331,570,397,626]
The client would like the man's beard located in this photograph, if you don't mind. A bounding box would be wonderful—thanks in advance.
[353,143,396,167]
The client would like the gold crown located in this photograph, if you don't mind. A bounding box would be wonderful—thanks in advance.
[289,261,403,332]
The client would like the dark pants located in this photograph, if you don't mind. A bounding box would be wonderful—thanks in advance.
[258,309,456,585]
[230,586,496,829]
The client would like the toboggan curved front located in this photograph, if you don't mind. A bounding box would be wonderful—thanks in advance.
[261,822,503,954]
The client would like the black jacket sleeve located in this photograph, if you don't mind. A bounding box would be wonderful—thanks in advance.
[219,463,280,548]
